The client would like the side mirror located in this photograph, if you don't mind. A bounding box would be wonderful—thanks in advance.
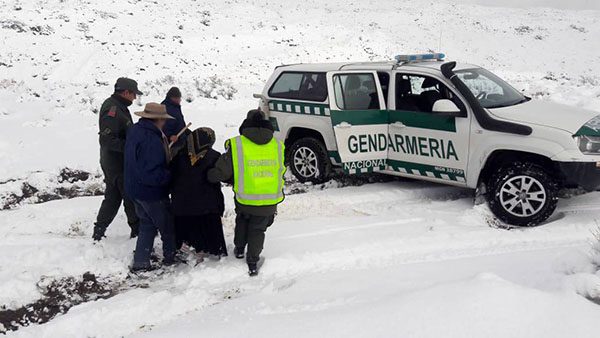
[432,99,462,116]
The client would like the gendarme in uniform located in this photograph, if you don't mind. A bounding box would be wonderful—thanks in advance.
[208,109,285,276]
[93,77,143,241]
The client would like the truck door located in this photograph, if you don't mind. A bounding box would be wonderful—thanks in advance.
[387,72,471,184]
[326,71,388,174]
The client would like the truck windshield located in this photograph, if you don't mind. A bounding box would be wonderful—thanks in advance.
[455,68,529,109]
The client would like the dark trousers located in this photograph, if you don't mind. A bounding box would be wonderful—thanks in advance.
[94,173,139,235]
[132,199,176,269]
[175,214,228,256]
[234,213,274,263]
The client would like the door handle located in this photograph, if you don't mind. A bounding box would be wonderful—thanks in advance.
[390,121,406,129]
[335,121,352,129]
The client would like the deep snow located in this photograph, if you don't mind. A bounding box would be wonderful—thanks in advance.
[133,254,600,338]
[2,182,600,337]
[1,0,600,337]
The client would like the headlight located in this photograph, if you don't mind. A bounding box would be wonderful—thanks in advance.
[574,135,600,154]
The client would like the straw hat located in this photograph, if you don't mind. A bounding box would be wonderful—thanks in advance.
[134,102,174,119]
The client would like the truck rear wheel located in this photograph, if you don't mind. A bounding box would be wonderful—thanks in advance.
[486,162,558,226]
[288,137,331,184]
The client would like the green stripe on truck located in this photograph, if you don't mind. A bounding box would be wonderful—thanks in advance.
[330,110,388,126]
[330,110,456,132]
[269,100,329,116]
[389,110,456,132]
[386,159,465,181]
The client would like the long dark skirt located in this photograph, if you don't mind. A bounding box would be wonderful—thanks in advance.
[175,214,228,256]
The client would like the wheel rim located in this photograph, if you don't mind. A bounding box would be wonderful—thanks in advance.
[293,146,318,178]
[499,175,547,217]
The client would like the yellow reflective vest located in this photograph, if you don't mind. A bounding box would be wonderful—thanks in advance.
[230,135,285,206]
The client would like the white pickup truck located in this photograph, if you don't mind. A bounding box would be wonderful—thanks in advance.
[255,53,600,226]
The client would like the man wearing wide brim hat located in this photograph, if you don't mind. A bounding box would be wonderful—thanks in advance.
[124,102,178,272]
[133,102,175,120]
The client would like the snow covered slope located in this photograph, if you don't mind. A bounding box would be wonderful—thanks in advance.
[1,0,600,337]
[1,0,599,184]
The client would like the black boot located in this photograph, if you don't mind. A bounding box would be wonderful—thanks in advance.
[162,257,183,267]
[129,264,159,274]
[234,247,245,259]
[248,262,259,277]
[164,250,188,266]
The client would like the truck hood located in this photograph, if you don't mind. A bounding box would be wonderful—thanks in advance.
[488,99,599,134]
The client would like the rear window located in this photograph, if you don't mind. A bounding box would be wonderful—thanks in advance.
[268,72,327,102]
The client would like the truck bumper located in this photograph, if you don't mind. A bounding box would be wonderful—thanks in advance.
[558,162,600,191]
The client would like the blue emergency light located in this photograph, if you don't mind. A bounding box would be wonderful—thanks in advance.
[395,53,445,62]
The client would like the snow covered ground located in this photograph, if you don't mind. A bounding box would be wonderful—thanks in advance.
[2,181,600,337]
[1,0,600,336]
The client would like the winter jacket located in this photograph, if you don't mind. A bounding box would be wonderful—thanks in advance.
[161,98,190,149]
[170,146,225,216]
[124,118,171,201]
[98,94,134,179]
[207,115,278,216]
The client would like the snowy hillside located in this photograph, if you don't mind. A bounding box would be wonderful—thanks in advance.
[1,0,600,337]
[1,0,599,186]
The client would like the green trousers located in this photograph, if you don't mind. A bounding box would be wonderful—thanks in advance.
[94,173,139,237]
[234,213,275,263]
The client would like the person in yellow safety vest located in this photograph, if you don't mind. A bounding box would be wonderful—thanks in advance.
[208,110,285,276]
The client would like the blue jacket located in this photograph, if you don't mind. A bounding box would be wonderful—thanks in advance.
[124,118,171,201]
[161,98,190,148]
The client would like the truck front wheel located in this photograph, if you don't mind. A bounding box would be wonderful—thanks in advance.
[486,162,558,226]
[288,137,331,184]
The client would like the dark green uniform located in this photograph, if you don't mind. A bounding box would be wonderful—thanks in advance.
[233,213,275,262]
[93,94,139,240]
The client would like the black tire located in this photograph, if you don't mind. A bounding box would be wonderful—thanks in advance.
[288,137,332,184]
[486,162,558,226]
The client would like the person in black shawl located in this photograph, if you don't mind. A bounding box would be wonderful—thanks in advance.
[170,127,227,260]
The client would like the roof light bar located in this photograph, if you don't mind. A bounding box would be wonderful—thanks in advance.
[395,53,445,62]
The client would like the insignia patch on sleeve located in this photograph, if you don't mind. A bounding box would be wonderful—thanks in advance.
[108,105,117,117]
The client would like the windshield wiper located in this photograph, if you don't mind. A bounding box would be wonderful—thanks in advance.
[486,97,530,109]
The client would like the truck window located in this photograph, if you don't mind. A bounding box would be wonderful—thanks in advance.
[269,72,327,102]
[332,73,380,110]
[395,74,464,113]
